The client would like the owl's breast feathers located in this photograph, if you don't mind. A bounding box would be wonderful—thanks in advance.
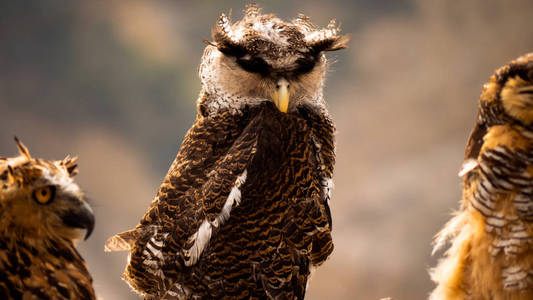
[432,124,533,299]
[0,238,95,299]
[106,102,335,298]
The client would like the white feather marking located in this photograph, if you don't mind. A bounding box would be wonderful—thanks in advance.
[183,219,212,267]
[213,170,248,227]
[522,130,533,139]
[477,183,492,202]
[322,177,333,206]
[151,239,164,248]
[304,20,338,44]
[486,217,506,228]
[429,216,472,300]
[502,266,528,289]
[41,167,81,195]
[146,242,163,259]
[458,159,478,177]
[155,269,165,279]
[514,193,530,203]
[182,170,248,266]
[432,211,467,255]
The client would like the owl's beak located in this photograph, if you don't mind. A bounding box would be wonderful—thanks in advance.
[272,78,290,113]
[60,197,95,240]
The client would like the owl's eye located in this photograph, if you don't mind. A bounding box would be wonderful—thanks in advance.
[236,56,270,75]
[33,186,56,205]
[295,57,317,74]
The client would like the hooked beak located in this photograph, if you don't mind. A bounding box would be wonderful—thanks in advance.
[272,78,290,113]
[60,199,95,240]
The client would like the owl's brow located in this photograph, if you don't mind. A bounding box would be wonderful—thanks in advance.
[216,42,248,58]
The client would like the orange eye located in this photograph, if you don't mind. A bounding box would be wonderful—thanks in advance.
[33,186,56,205]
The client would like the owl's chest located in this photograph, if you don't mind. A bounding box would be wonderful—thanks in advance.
[467,147,533,291]
[221,115,324,229]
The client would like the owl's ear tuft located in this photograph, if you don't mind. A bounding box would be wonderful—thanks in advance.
[14,136,32,160]
[215,41,248,58]
[211,13,248,57]
[309,34,350,53]
[60,155,79,177]
[305,19,350,53]
[244,2,261,18]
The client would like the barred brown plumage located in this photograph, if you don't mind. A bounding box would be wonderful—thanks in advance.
[105,3,346,299]
[430,53,533,299]
[0,138,95,299]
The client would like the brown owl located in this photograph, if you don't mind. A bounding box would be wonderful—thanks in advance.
[0,138,95,299]
[105,4,348,299]
[431,53,533,299]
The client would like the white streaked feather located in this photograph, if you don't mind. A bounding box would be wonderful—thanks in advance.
[183,219,212,267]
[429,216,472,300]
[458,159,479,177]
[146,242,164,260]
[183,170,248,266]
[486,217,506,228]
[432,211,467,255]
[150,233,167,248]
[213,170,247,227]
[322,177,333,207]
[41,167,82,196]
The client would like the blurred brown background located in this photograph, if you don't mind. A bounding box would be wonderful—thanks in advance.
[1,0,533,299]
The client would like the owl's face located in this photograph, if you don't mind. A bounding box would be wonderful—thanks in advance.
[463,53,533,163]
[481,53,533,126]
[498,54,533,126]
[199,4,348,115]
[0,139,94,243]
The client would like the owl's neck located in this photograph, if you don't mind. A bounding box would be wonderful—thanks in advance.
[197,88,329,119]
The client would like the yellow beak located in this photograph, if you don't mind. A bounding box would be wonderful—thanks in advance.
[272,78,290,113]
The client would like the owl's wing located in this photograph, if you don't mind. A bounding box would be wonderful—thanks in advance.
[459,119,487,177]
[284,105,336,266]
[296,105,335,226]
[105,109,263,294]
[176,112,260,267]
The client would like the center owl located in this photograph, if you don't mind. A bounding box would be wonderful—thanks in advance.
[106,4,348,299]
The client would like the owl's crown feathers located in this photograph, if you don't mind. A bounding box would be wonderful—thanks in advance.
[1,137,79,192]
[211,4,348,58]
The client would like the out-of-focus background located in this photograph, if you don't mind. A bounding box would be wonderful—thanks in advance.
[1,0,533,299]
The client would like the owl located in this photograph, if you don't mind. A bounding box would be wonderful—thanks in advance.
[105,4,348,299]
[0,138,95,299]
[430,53,533,299]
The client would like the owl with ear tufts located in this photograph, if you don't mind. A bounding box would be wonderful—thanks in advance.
[0,138,95,299]
[430,53,533,300]
[105,3,348,299]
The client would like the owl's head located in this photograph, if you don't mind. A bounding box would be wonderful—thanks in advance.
[199,4,349,115]
[479,53,533,126]
[462,53,533,167]
[0,138,94,244]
